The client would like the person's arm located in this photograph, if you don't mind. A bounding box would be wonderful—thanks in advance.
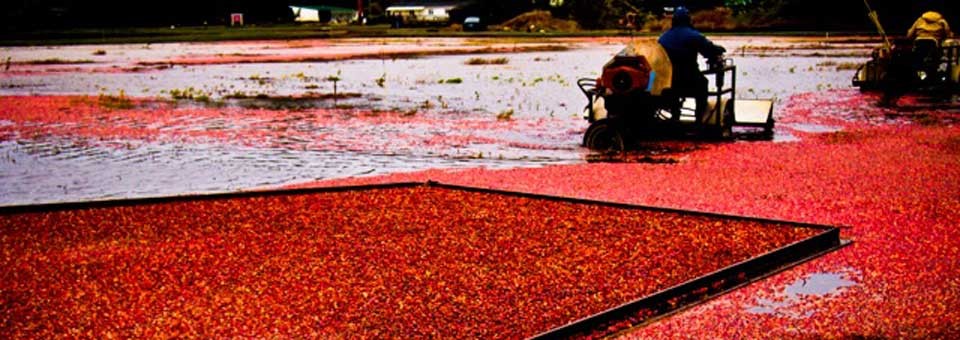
[697,35,726,59]
[944,20,952,39]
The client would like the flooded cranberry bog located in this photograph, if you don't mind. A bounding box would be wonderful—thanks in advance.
[2,36,960,338]
[1,37,866,205]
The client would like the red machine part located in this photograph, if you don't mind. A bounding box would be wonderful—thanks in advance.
[599,56,652,95]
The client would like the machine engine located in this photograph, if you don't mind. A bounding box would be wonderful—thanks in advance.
[599,55,652,95]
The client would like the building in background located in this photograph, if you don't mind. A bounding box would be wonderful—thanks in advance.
[289,5,359,24]
[386,1,472,27]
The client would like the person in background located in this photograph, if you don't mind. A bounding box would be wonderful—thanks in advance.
[657,6,726,124]
[907,11,953,84]
[908,11,952,44]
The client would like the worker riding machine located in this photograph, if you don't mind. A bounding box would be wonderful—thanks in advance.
[852,39,959,97]
[578,41,775,151]
[851,0,960,100]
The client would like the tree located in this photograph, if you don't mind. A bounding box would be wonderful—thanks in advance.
[552,0,622,29]
[724,0,752,13]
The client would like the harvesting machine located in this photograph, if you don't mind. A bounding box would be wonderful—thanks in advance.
[578,40,775,150]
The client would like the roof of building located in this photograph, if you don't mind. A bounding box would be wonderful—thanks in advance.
[387,1,470,9]
[289,5,357,13]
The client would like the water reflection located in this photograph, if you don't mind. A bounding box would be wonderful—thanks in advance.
[0,139,586,206]
[746,269,859,319]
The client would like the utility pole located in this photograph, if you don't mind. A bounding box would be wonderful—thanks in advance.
[357,0,364,24]
[863,0,891,51]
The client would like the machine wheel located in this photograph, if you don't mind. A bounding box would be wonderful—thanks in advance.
[583,119,626,151]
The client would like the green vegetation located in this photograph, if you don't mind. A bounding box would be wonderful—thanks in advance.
[165,87,212,102]
[224,91,255,99]
[1,26,342,46]
[0,24,657,47]
[0,22,881,47]
[465,57,510,65]
[327,71,342,105]
[816,61,861,71]
[0,1,939,46]
[97,91,134,110]
[375,74,387,88]
[22,58,95,65]
[496,109,515,121]
[247,74,272,86]
[500,10,579,31]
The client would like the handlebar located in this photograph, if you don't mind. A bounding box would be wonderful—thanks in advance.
[577,78,599,99]
[702,57,734,75]
[701,57,735,90]
[707,55,725,71]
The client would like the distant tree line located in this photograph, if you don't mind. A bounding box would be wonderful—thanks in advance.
[3,0,294,29]
[3,0,957,33]
[550,0,957,31]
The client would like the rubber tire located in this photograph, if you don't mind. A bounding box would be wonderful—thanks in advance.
[583,119,626,151]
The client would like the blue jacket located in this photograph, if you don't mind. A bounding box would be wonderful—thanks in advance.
[657,25,724,79]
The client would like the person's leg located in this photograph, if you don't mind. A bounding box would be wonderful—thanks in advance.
[669,71,708,123]
[913,39,938,84]
[694,74,708,124]
[882,45,916,107]
[668,71,693,122]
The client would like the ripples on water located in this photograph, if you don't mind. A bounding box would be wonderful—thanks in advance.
[0,138,584,205]
[0,38,868,204]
